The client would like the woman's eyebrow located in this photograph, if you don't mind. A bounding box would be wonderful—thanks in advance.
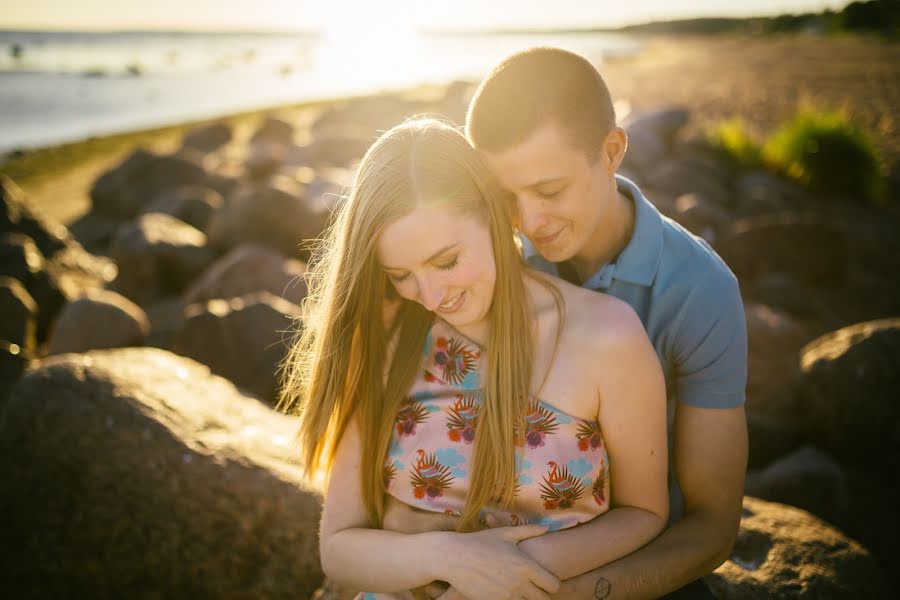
[382,243,459,271]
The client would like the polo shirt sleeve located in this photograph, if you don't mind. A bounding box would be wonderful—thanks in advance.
[671,267,747,408]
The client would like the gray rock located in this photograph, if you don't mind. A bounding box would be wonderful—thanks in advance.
[181,121,232,153]
[173,291,302,404]
[716,215,848,287]
[750,272,818,316]
[746,412,806,470]
[1,175,70,259]
[0,347,323,597]
[797,318,900,473]
[251,115,295,146]
[0,276,37,352]
[643,158,731,207]
[735,171,805,217]
[206,176,322,260]
[90,149,209,219]
[110,213,215,305]
[745,446,848,524]
[244,141,287,179]
[707,496,892,598]
[140,184,223,232]
[621,107,690,177]
[184,242,308,307]
[48,289,150,355]
[745,302,809,416]
[673,193,732,243]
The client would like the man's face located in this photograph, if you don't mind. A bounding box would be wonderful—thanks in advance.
[481,121,615,264]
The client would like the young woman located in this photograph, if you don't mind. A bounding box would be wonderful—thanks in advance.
[277,118,668,600]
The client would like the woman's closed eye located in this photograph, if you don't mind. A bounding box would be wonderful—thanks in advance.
[387,271,409,283]
[437,256,459,271]
[538,186,566,200]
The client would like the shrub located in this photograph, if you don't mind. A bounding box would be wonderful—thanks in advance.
[762,107,887,205]
[706,119,765,169]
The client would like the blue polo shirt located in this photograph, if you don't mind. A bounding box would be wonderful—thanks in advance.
[523,174,747,522]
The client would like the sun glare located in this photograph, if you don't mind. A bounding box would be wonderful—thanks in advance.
[315,2,424,91]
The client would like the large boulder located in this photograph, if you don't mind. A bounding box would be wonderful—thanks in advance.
[173,292,302,404]
[0,276,38,352]
[48,288,150,355]
[642,157,732,208]
[796,318,900,473]
[181,121,233,153]
[707,496,893,598]
[1,175,70,258]
[620,107,690,178]
[184,242,308,306]
[109,213,215,305]
[744,302,809,416]
[139,184,223,232]
[206,176,323,260]
[715,215,848,287]
[0,338,30,401]
[90,149,209,219]
[251,115,296,146]
[744,446,848,524]
[0,347,323,598]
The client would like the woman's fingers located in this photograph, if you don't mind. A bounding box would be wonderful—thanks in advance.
[502,523,550,541]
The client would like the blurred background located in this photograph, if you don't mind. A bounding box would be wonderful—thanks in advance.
[1,1,899,599]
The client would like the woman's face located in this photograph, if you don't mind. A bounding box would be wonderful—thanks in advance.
[377,203,496,337]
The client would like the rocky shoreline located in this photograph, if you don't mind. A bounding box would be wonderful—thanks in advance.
[2,35,899,598]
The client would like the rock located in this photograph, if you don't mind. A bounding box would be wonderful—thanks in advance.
[1,175,70,258]
[1,232,115,347]
[745,446,848,524]
[840,469,900,589]
[90,149,209,219]
[642,158,731,207]
[744,302,809,416]
[746,412,806,470]
[0,232,44,287]
[206,176,322,260]
[109,213,215,305]
[750,272,818,316]
[0,338,31,401]
[735,171,805,217]
[66,212,120,254]
[251,115,295,146]
[173,292,302,404]
[181,121,232,153]
[184,243,308,306]
[244,141,287,179]
[0,347,323,597]
[48,289,150,355]
[0,276,38,352]
[307,132,375,167]
[140,185,223,232]
[797,318,900,473]
[143,295,186,351]
[620,107,690,177]
[707,497,893,599]
[673,193,731,243]
[716,215,848,287]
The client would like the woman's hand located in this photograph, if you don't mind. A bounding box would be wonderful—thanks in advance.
[440,525,561,600]
[383,495,462,534]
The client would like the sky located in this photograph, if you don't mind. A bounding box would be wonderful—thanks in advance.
[0,0,850,32]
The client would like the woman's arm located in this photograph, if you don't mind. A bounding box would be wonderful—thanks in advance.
[320,413,561,597]
[514,299,669,580]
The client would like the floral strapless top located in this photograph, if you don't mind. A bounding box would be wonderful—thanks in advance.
[383,317,611,532]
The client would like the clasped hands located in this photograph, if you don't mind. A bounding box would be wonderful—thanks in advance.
[382,496,560,600]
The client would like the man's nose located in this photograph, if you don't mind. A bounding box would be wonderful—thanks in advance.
[417,275,444,312]
[517,195,549,234]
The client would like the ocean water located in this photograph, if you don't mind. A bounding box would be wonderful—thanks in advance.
[0,29,641,153]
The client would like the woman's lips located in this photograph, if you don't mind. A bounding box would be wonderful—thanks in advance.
[534,226,564,245]
[437,291,465,314]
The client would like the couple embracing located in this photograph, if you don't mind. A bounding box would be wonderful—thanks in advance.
[278,46,748,600]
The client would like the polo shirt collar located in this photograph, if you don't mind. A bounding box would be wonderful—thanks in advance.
[522,173,663,289]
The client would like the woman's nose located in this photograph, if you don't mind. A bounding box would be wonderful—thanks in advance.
[416,275,445,312]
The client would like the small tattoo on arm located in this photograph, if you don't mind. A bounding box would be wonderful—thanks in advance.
[594,577,612,599]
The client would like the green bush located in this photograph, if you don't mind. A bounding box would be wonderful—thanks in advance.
[706,119,765,169]
[762,107,887,205]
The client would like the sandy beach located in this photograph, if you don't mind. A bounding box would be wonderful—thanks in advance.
[3,34,898,224]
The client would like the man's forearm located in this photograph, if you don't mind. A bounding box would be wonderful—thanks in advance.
[552,510,735,600]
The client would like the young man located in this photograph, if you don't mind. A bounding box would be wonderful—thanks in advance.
[385,47,748,600]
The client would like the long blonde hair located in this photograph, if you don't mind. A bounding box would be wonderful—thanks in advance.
[278,117,558,532]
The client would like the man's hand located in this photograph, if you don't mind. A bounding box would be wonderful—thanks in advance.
[382,495,463,534]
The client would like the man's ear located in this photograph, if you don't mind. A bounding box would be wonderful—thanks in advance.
[603,127,628,175]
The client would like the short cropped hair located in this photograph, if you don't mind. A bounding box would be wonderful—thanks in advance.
[465,46,616,160]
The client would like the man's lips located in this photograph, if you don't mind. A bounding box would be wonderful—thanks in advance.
[533,227,564,245]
